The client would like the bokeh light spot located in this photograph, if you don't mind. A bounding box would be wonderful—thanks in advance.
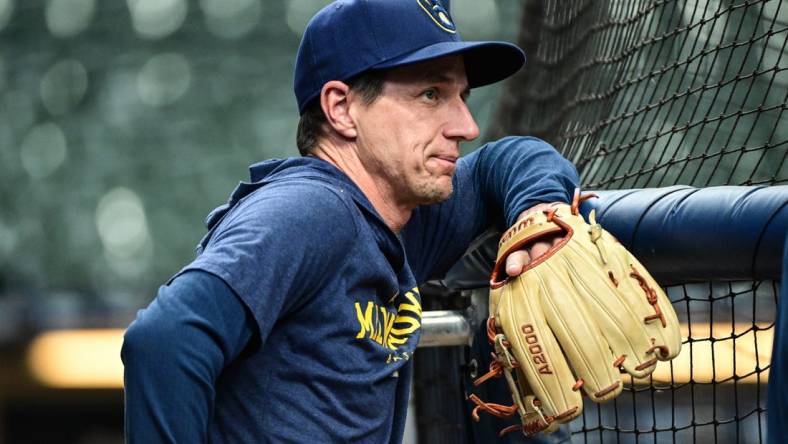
[286,0,331,36]
[200,0,262,39]
[137,53,191,107]
[451,0,499,40]
[45,0,95,38]
[0,55,6,92]
[19,122,68,179]
[40,59,88,115]
[0,0,14,32]
[95,188,150,261]
[127,0,187,40]
[0,219,18,259]
[105,243,153,279]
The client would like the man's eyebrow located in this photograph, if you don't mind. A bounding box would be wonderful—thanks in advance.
[418,73,471,95]
[421,73,453,83]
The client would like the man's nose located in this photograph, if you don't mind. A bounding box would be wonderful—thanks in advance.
[444,98,480,141]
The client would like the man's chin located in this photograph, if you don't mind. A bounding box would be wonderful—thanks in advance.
[418,184,453,205]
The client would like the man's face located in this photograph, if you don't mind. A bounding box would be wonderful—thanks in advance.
[350,55,480,207]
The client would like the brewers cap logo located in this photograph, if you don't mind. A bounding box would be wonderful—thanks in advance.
[417,0,456,34]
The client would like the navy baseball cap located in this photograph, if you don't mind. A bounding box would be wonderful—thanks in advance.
[294,0,525,114]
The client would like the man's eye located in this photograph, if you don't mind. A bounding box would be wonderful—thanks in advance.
[422,89,438,101]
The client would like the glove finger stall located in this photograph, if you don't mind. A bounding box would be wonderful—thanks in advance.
[531,261,623,403]
[496,280,582,423]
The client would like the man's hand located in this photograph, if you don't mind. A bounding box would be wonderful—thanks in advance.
[505,203,562,276]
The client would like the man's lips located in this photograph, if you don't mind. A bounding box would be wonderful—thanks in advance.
[434,155,458,163]
[430,155,458,173]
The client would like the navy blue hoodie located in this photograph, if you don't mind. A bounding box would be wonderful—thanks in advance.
[122,136,579,443]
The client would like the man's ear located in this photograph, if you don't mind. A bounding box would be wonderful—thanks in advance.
[320,81,357,139]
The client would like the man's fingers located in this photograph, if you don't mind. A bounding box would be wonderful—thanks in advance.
[506,250,530,276]
[529,241,552,260]
[506,240,558,277]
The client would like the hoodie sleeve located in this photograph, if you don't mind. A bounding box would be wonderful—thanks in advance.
[402,136,579,283]
[122,270,254,443]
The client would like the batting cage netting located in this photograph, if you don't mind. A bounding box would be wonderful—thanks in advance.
[568,279,776,443]
[417,1,785,443]
[490,0,787,189]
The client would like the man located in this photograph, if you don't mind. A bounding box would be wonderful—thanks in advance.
[122,0,579,442]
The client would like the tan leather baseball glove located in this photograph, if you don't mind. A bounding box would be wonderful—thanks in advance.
[469,190,682,437]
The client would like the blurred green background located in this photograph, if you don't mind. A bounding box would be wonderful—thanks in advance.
[0,0,522,321]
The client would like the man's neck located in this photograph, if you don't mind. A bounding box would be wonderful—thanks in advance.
[311,139,412,233]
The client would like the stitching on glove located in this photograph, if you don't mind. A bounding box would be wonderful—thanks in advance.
[635,357,658,371]
[472,314,584,438]
[594,380,620,398]
[647,342,670,359]
[507,405,577,437]
[474,318,518,386]
[498,424,526,437]
[554,406,579,421]
[468,394,518,420]
[486,316,497,343]
[630,266,668,328]
[608,271,619,287]
[473,354,503,386]
[570,188,598,215]
[613,354,626,368]
[472,316,553,437]
[521,416,552,436]
[498,412,554,436]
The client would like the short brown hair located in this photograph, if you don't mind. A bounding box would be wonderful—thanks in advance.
[296,70,386,156]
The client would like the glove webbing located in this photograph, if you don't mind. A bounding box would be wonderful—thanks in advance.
[468,318,581,436]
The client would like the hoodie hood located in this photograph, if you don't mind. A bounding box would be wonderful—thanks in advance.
[199,156,403,267]
[205,157,379,230]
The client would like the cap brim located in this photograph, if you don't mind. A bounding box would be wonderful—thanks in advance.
[371,41,525,88]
